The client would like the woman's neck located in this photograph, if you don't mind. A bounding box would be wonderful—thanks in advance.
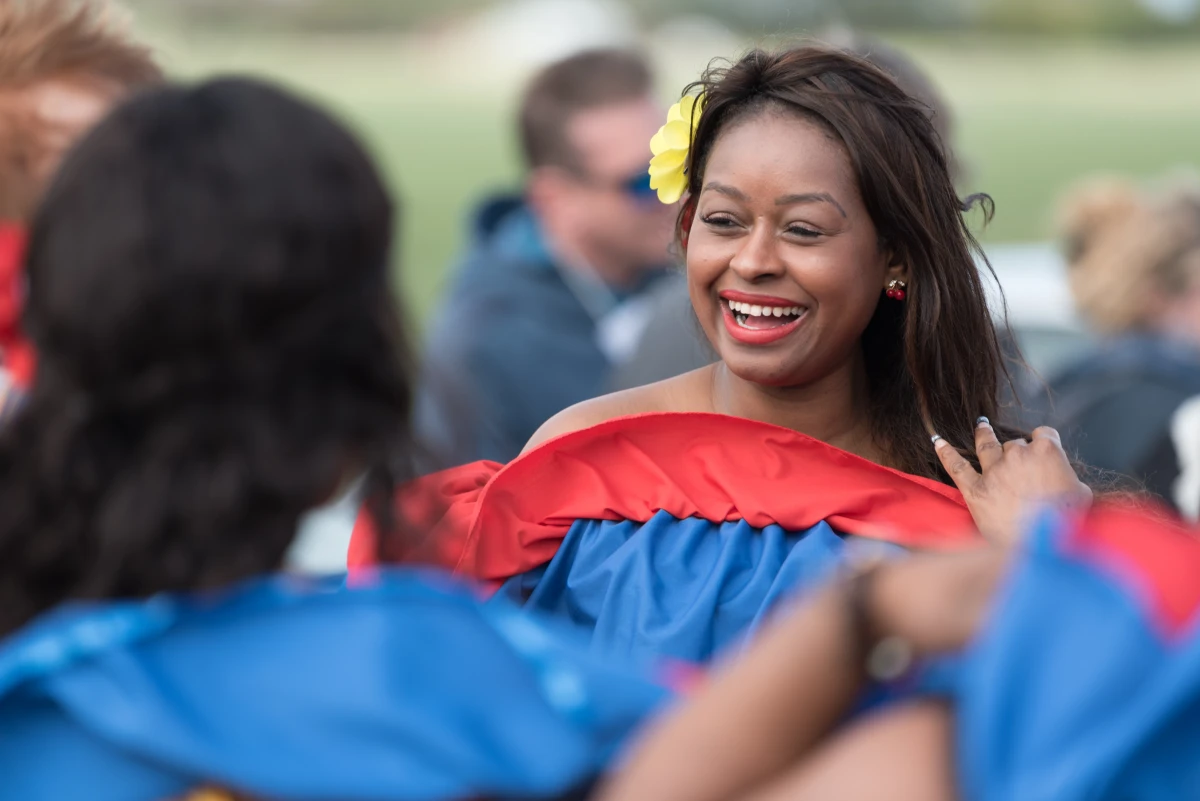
[708,358,885,464]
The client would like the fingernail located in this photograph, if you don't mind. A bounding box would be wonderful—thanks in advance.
[931,434,946,449]
[975,416,991,428]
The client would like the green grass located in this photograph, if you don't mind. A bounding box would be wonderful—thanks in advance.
[138,24,1200,327]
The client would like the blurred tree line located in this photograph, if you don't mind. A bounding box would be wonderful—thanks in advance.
[133,0,1200,36]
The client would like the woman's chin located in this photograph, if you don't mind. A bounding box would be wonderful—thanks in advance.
[720,356,807,389]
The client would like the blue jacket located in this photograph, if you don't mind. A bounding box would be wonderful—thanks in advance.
[1034,335,1200,502]
[416,196,662,467]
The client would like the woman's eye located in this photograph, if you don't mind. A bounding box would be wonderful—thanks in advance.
[787,225,821,238]
[701,215,738,229]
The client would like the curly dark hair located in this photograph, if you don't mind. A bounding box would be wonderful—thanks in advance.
[679,46,1024,483]
[0,78,417,637]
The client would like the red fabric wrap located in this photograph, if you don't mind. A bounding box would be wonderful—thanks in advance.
[0,225,33,387]
[1066,505,1200,638]
[349,412,979,583]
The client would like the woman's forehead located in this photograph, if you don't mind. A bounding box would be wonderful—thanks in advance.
[702,110,858,206]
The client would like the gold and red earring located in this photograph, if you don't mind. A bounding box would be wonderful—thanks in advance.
[885,279,907,301]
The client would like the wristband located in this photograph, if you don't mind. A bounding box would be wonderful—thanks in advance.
[846,566,916,684]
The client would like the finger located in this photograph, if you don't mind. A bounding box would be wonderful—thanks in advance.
[1030,426,1063,447]
[1002,437,1027,454]
[933,434,981,494]
[974,416,1003,471]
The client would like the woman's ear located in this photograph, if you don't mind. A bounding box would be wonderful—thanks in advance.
[882,244,909,283]
[680,199,696,250]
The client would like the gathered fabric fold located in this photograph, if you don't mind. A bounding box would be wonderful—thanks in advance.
[350,412,978,584]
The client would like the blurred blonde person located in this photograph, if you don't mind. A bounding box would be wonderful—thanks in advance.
[1042,175,1200,510]
[0,0,160,396]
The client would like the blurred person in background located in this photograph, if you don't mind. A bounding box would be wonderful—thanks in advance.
[608,31,965,393]
[0,0,161,403]
[0,76,673,801]
[1035,176,1200,512]
[416,48,675,467]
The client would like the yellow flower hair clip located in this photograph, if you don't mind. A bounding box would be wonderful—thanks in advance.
[648,93,705,205]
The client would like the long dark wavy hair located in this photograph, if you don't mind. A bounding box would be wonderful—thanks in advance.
[0,78,418,637]
[680,46,1023,482]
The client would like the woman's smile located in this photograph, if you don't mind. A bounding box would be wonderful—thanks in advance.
[719,290,809,345]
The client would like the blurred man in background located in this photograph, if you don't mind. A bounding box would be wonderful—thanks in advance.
[0,0,161,398]
[416,48,675,466]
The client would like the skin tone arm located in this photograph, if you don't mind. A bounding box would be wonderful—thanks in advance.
[737,698,956,801]
[599,422,1082,801]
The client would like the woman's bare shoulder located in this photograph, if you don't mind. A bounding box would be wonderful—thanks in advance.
[521,367,713,454]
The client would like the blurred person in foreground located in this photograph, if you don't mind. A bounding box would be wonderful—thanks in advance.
[1035,176,1200,512]
[417,48,675,466]
[0,76,674,800]
[0,0,160,402]
[350,46,1091,665]
[608,32,967,393]
[598,502,1200,801]
[0,81,1189,799]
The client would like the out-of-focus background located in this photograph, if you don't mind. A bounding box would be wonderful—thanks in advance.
[127,0,1199,341]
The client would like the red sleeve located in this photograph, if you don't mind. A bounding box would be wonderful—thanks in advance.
[348,460,503,572]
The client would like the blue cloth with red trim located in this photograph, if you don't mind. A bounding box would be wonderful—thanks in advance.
[0,570,672,801]
[351,413,978,663]
[951,506,1200,801]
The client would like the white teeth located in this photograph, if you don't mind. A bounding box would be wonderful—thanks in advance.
[727,299,804,318]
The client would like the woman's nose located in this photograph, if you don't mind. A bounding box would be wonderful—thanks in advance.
[728,223,786,282]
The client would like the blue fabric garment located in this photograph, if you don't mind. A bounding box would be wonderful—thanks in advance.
[951,512,1200,801]
[415,195,666,467]
[0,570,671,801]
[496,510,898,663]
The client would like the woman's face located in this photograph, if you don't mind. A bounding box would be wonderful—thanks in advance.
[686,110,899,387]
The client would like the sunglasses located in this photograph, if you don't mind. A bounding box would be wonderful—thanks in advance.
[618,170,658,201]
[576,167,659,202]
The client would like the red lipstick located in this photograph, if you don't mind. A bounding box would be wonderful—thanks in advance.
[719,290,803,307]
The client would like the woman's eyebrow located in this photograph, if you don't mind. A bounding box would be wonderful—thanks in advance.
[702,181,749,202]
[775,192,847,218]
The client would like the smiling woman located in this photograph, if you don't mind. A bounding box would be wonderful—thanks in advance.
[350,45,1089,665]
[521,48,1024,475]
